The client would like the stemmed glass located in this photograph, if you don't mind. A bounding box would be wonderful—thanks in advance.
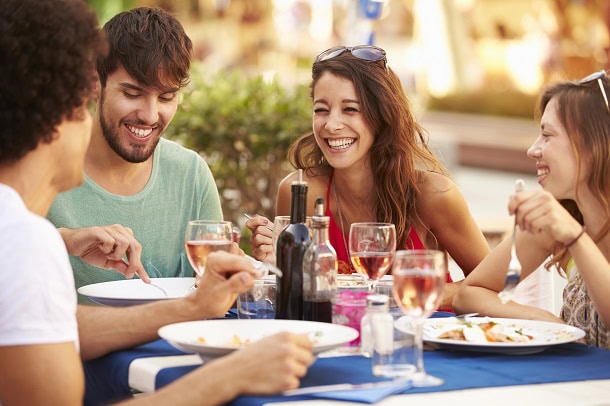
[348,222,396,291]
[185,220,233,279]
[392,249,446,387]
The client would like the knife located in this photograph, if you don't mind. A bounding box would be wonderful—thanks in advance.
[283,379,411,396]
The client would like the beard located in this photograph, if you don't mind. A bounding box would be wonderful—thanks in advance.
[98,92,161,164]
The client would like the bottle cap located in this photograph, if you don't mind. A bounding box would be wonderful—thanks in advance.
[291,169,308,186]
[366,294,390,310]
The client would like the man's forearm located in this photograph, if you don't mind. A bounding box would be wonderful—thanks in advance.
[77,299,203,360]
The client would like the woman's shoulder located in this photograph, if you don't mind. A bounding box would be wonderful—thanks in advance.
[278,170,329,208]
[418,171,457,194]
[279,170,329,190]
[415,171,466,216]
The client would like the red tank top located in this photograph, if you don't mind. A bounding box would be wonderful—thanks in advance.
[325,174,453,284]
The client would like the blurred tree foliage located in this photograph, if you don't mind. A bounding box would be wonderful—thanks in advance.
[86,0,135,24]
[426,82,539,119]
[165,65,312,228]
[427,91,538,119]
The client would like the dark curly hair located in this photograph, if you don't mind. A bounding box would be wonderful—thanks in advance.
[97,7,193,90]
[0,0,105,164]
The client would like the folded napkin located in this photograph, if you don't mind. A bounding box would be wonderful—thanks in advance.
[283,379,412,403]
[229,356,414,405]
[431,311,455,318]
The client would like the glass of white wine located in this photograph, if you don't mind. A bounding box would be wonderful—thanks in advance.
[348,222,396,292]
[184,220,233,278]
[392,249,446,387]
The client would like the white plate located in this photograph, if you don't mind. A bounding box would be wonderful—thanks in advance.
[158,319,359,360]
[77,277,194,306]
[337,274,392,287]
[417,317,585,355]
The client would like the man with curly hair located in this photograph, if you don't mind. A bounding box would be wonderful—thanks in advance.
[47,7,225,299]
[0,1,313,404]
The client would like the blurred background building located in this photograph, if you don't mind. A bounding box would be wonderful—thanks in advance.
[91,0,610,105]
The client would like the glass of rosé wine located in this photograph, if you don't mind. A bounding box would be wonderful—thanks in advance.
[348,222,396,292]
[185,220,233,278]
[392,249,446,387]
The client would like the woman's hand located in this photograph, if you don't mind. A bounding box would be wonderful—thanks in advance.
[246,215,275,264]
[509,189,583,245]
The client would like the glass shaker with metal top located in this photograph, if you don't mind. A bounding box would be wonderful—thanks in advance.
[361,294,393,358]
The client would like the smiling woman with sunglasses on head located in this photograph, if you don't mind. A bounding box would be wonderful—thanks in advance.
[454,71,610,349]
[247,45,490,311]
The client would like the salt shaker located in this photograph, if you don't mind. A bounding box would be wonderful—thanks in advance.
[360,294,393,358]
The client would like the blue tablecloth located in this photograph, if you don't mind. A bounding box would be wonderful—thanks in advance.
[83,337,610,405]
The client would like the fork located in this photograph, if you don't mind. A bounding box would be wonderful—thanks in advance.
[247,255,283,278]
[146,262,168,297]
[183,257,283,296]
[243,213,273,231]
[498,179,525,304]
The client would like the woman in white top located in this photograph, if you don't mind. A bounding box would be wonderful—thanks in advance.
[454,71,610,349]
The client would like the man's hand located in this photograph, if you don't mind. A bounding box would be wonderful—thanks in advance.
[189,251,258,318]
[58,225,150,283]
[217,332,314,394]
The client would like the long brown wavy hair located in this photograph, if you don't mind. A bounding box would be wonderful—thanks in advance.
[537,73,610,271]
[287,49,447,249]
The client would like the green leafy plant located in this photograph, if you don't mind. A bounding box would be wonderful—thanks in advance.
[165,65,312,232]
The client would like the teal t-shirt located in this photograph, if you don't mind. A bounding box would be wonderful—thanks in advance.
[48,138,223,302]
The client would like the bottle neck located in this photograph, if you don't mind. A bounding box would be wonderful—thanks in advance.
[290,183,307,224]
[311,223,329,243]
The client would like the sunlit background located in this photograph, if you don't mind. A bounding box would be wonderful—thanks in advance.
[90,0,609,114]
[86,1,607,305]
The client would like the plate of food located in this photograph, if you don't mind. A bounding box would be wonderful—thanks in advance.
[77,277,194,306]
[158,319,359,360]
[414,317,585,355]
[337,274,392,287]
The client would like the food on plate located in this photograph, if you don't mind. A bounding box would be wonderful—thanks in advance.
[437,321,534,343]
[195,335,252,347]
[195,331,322,347]
[338,260,354,275]
[337,275,366,287]
[231,335,252,346]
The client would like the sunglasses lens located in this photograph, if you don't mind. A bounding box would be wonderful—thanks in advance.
[315,46,387,66]
[316,47,347,63]
[352,47,385,61]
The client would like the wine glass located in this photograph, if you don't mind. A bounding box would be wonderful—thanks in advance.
[184,220,233,278]
[272,216,313,257]
[272,216,291,257]
[392,249,446,387]
[348,222,396,291]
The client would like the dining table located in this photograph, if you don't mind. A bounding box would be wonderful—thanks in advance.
[82,310,610,406]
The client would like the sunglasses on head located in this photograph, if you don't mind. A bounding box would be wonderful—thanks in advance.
[314,45,387,69]
[579,70,609,112]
